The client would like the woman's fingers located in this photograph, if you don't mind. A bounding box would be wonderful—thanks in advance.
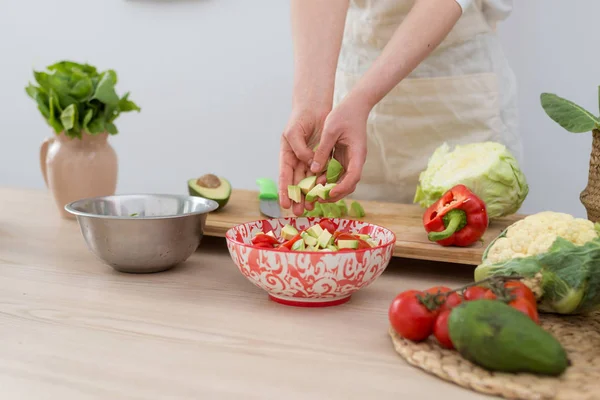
[283,125,315,165]
[291,163,307,216]
[310,127,338,174]
[328,148,366,202]
[278,141,295,209]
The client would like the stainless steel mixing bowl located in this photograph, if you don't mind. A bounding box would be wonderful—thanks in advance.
[65,194,219,273]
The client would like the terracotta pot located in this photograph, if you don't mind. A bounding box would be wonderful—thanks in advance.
[40,132,118,219]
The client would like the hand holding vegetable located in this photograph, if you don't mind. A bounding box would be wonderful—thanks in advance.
[279,108,329,216]
[309,96,369,202]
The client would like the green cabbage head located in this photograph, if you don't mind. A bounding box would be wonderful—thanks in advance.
[413,142,529,219]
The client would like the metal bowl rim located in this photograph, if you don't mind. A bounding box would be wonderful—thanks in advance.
[64,193,219,220]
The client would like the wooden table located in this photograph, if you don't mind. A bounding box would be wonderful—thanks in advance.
[0,188,493,400]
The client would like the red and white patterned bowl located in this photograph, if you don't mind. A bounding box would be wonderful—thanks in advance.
[225,217,396,307]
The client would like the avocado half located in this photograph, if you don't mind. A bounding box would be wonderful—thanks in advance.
[187,174,232,210]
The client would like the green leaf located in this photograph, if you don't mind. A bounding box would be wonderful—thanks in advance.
[48,61,98,76]
[48,91,63,133]
[70,76,93,99]
[25,84,50,117]
[49,89,63,113]
[92,71,119,106]
[87,116,105,134]
[82,109,94,131]
[105,121,118,135]
[118,92,141,112]
[60,104,77,131]
[541,92,599,133]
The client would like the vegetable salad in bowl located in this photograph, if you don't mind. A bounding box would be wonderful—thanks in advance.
[225,217,396,307]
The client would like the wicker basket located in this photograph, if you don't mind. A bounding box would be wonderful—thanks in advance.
[580,129,600,222]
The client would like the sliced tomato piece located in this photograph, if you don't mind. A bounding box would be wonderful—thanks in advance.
[280,234,302,249]
[356,238,372,249]
[251,233,280,246]
[334,233,359,242]
[254,242,275,249]
[319,219,338,234]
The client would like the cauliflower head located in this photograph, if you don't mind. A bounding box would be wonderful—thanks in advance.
[483,211,600,265]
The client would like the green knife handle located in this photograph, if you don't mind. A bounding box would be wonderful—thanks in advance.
[256,178,279,200]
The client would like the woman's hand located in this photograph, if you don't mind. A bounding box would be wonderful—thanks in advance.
[279,108,328,216]
[310,96,370,202]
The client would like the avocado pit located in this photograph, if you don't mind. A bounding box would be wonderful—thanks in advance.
[196,174,221,189]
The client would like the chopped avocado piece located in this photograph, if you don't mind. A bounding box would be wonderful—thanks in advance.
[287,185,302,203]
[305,202,323,217]
[298,176,318,195]
[322,183,336,199]
[281,224,299,240]
[327,245,339,251]
[305,245,317,252]
[349,200,366,218]
[291,239,305,251]
[338,240,359,250]
[329,204,342,218]
[336,199,348,216]
[317,229,333,248]
[187,174,232,211]
[326,158,344,183]
[321,203,341,218]
[306,224,324,238]
[320,248,333,252]
[306,184,326,202]
[301,232,318,247]
[366,239,378,247]
[358,234,371,240]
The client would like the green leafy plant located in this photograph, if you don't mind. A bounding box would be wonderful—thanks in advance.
[541,87,600,222]
[540,87,600,133]
[25,60,141,139]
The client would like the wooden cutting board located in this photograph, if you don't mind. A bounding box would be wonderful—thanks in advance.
[204,189,523,266]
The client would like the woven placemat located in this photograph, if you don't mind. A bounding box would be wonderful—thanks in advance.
[389,311,600,400]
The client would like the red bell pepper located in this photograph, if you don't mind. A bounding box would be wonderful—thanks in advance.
[422,184,488,247]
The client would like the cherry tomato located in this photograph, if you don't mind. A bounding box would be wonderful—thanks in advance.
[389,290,437,342]
[504,281,537,306]
[440,292,463,311]
[425,286,452,295]
[275,246,290,251]
[509,298,540,324]
[483,289,497,300]
[251,233,280,246]
[433,309,454,349]
[319,219,338,234]
[463,286,488,301]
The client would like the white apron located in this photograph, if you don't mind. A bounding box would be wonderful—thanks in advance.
[333,0,522,203]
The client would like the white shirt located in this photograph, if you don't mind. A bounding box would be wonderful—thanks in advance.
[455,0,513,21]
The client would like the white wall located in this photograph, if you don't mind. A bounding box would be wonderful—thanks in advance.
[1,0,598,218]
